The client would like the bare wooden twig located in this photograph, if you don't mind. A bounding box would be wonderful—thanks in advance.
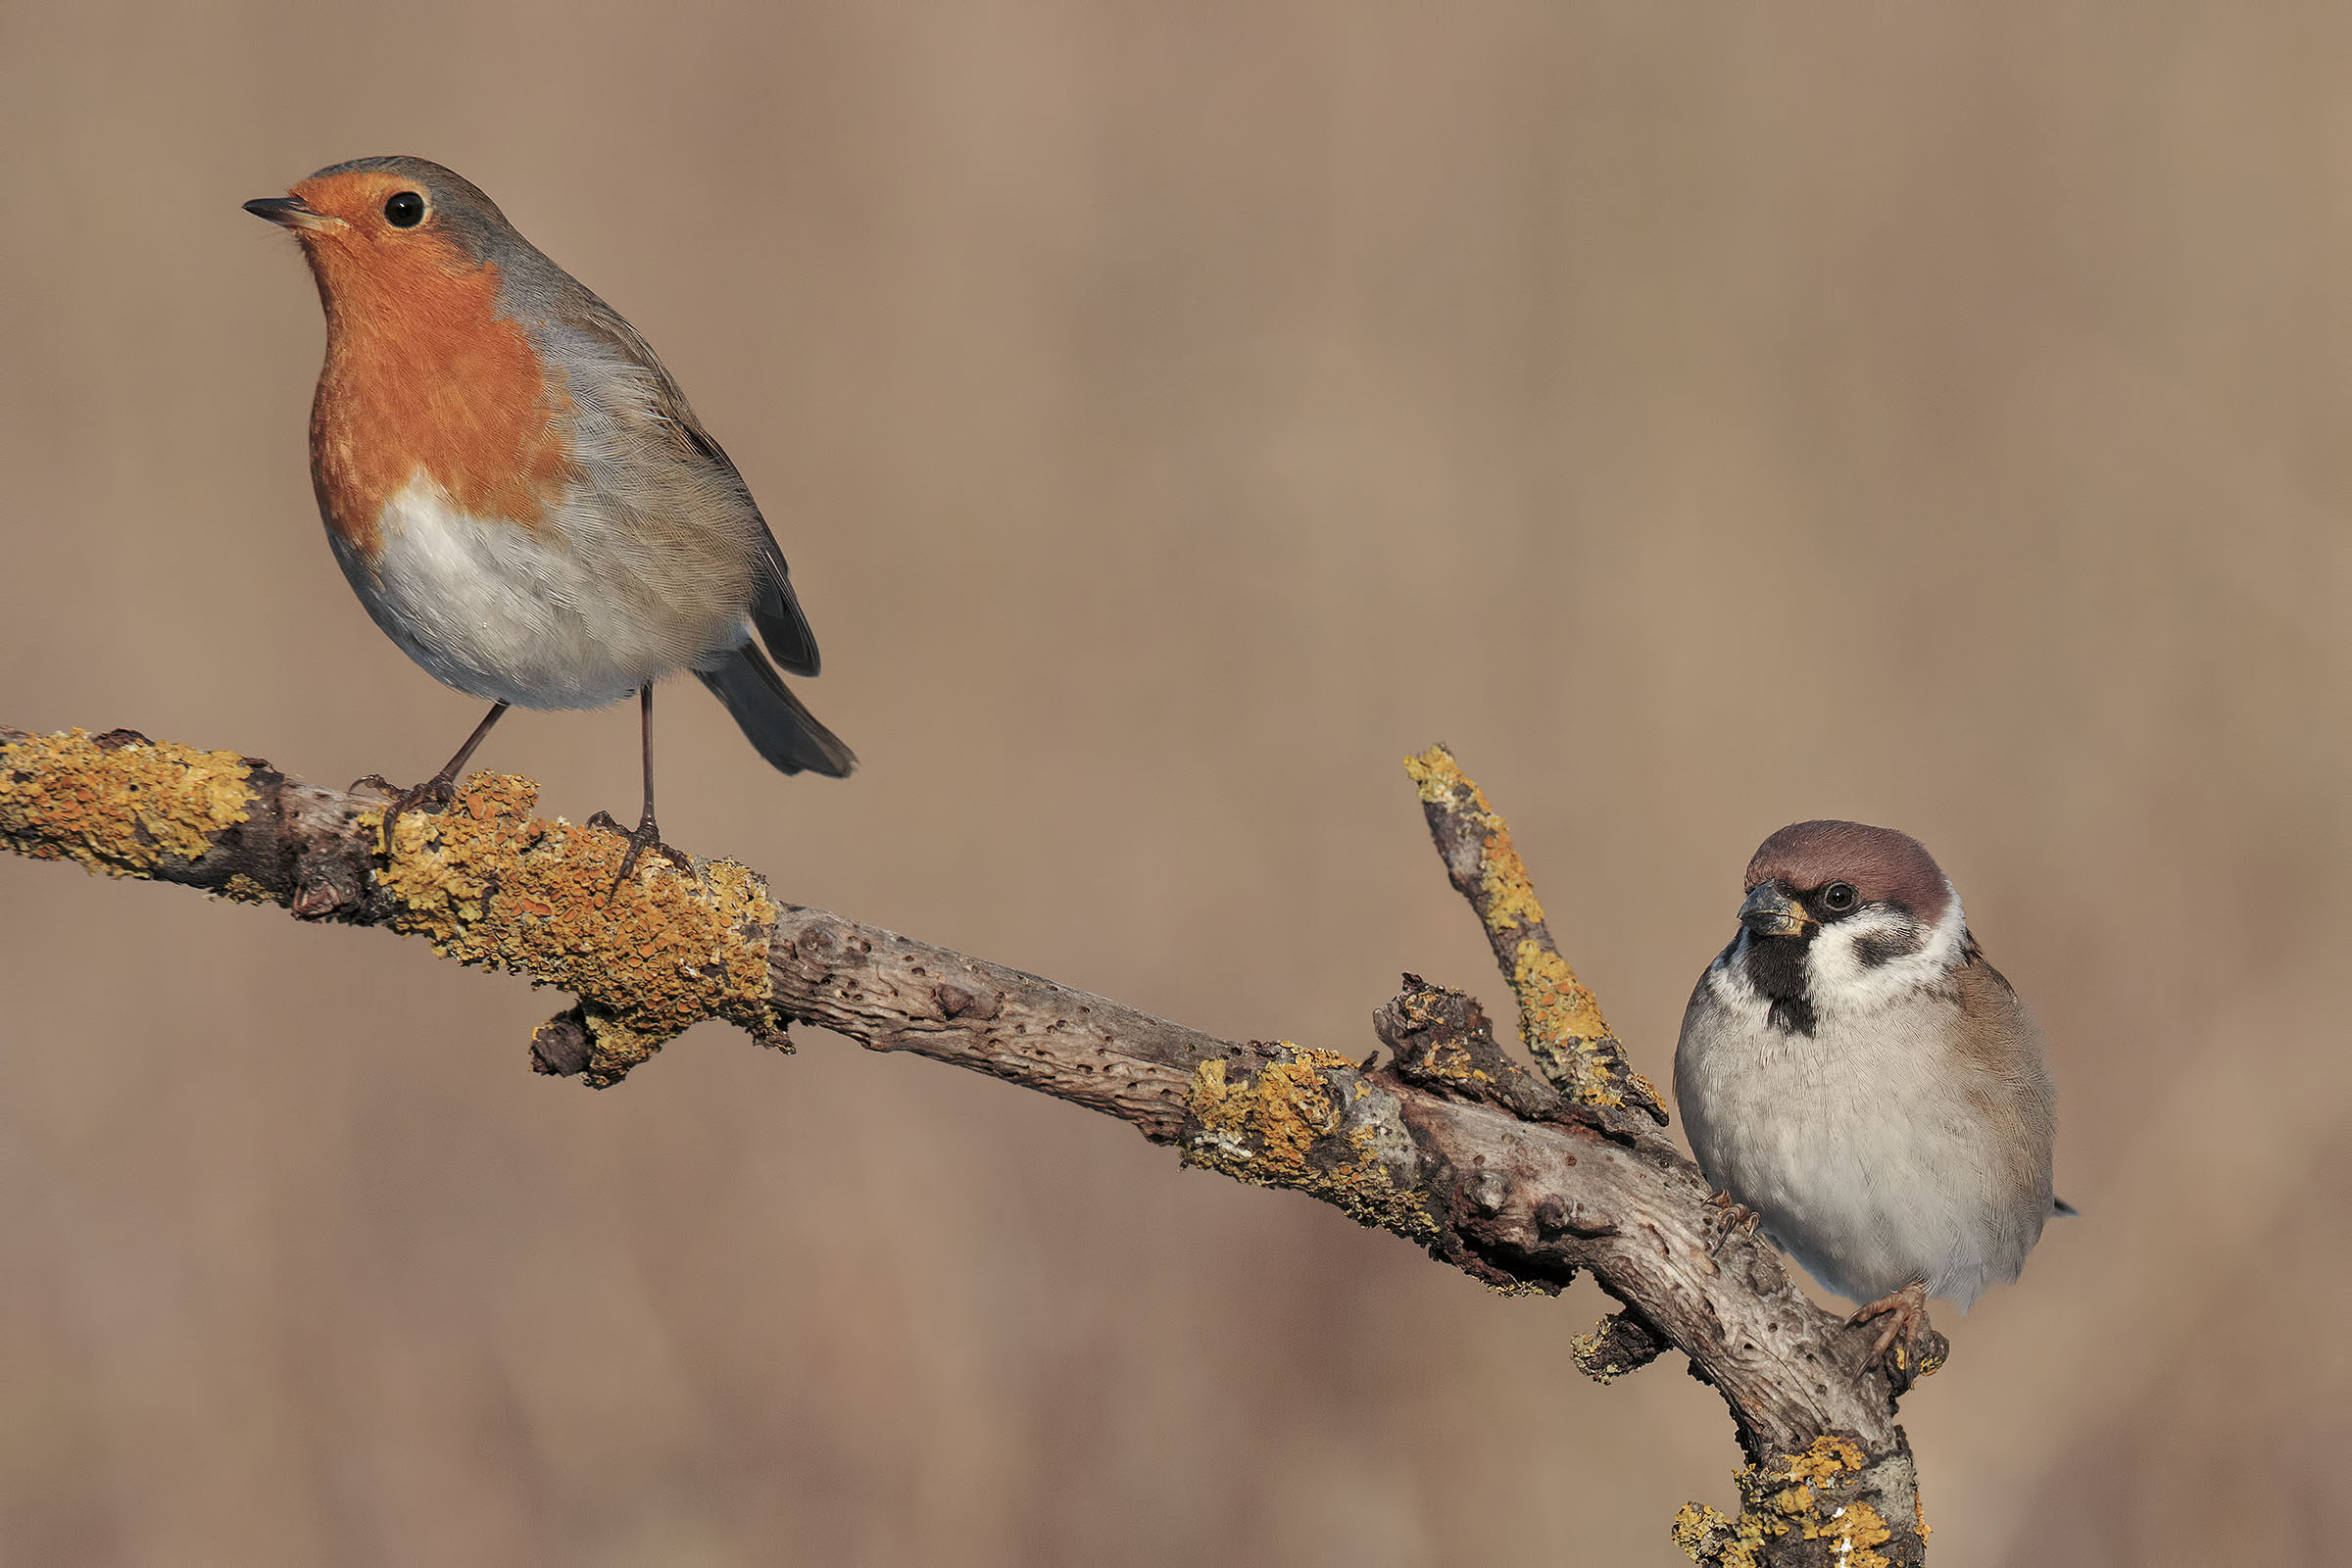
[1,723,1938,1564]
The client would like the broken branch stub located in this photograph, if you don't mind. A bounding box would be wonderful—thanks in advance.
[1,723,1936,1564]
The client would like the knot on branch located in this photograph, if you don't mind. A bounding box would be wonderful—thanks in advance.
[530,1000,792,1084]
[1376,974,1571,1125]
[1180,1043,1437,1244]
[6,722,1935,1558]
[1570,1309,1669,1384]
[1402,746,1667,1126]
[1675,1436,1926,1568]
[374,774,785,1086]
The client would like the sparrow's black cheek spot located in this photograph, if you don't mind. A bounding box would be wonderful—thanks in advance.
[1854,928,1925,969]
[384,191,425,228]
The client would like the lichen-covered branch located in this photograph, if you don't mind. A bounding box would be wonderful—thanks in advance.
[1,724,1934,1564]
[1403,746,1667,1128]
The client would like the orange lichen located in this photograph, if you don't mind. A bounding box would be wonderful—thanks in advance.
[370,772,782,1085]
[0,729,253,875]
[1675,1437,1913,1567]
[1183,1044,1436,1243]
[1512,939,1632,1105]
[1569,1315,1647,1384]
[1404,746,1651,1115]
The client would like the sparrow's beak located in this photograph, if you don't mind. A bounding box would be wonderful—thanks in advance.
[242,194,340,232]
[1739,882,1812,938]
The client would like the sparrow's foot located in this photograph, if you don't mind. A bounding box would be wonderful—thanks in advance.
[589,809,687,891]
[1704,1190,1764,1256]
[1848,1280,1941,1381]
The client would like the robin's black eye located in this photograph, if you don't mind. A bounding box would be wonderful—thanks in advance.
[1821,882,1858,913]
[383,191,425,228]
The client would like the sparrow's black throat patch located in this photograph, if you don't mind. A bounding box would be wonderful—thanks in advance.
[1740,932,1817,1035]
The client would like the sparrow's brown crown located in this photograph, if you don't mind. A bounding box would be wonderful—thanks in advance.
[1742,819,1951,923]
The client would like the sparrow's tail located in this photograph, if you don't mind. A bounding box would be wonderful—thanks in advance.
[696,643,857,778]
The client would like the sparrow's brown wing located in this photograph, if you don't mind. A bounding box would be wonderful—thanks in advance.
[1950,951,2061,1227]
[565,295,823,677]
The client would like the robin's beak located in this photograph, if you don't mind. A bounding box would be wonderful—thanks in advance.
[242,194,340,232]
[1739,882,1812,939]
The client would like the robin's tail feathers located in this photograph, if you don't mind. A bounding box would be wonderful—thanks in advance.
[697,644,856,778]
[752,530,821,677]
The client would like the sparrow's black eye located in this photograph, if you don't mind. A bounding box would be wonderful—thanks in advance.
[383,191,425,228]
[1821,882,1858,913]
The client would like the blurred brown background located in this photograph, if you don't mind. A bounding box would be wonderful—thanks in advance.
[2,4,2346,1564]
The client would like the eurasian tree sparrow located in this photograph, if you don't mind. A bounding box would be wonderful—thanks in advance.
[1675,820,2069,1370]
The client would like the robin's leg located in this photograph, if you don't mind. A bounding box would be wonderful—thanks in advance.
[372,701,509,853]
[597,683,685,887]
[1847,1279,1943,1382]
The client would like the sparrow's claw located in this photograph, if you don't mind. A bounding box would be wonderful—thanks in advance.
[1848,1280,1942,1382]
[1704,1191,1764,1255]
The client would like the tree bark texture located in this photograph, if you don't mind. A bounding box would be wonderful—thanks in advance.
[1,723,1941,1564]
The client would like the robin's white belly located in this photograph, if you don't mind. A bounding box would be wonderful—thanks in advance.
[331,474,735,710]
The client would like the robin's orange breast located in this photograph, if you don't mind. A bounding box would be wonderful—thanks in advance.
[304,228,573,559]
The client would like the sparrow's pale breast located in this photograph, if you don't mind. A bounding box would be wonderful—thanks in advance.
[1677,961,2044,1308]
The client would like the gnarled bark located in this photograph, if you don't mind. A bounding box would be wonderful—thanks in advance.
[1,723,1939,1563]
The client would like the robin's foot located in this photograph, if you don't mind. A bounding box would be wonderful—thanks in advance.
[377,772,463,856]
[1848,1280,1940,1379]
[1704,1190,1764,1255]
[588,809,686,891]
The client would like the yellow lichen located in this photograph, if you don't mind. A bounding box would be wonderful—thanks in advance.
[1785,1435,1867,1484]
[1569,1317,1639,1383]
[1676,1437,1909,1567]
[1404,747,1654,1115]
[369,773,782,1086]
[216,872,274,904]
[1825,1502,1894,1563]
[1402,746,1474,808]
[1672,1503,1744,1567]
[0,729,253,875]
[1183,1045,1436,1243]
[1511,939,1625,1103]
[1476,833,1545,932]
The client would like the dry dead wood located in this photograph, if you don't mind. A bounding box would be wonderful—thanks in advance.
[1,723,1940,1564]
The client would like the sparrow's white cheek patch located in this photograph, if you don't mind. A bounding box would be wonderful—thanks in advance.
[1806,894,1968,1019]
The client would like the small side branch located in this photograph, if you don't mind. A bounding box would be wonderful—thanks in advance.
[1,724,1934,1564]
[1403,746,1667,1127]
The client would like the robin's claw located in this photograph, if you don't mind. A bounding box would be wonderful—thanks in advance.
[378,774,462,856]
[605,811,687,896]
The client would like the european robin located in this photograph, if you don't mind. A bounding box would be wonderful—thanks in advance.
[245,156,853,877]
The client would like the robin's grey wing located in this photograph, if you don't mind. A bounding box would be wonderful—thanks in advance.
[564,294,823,678]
